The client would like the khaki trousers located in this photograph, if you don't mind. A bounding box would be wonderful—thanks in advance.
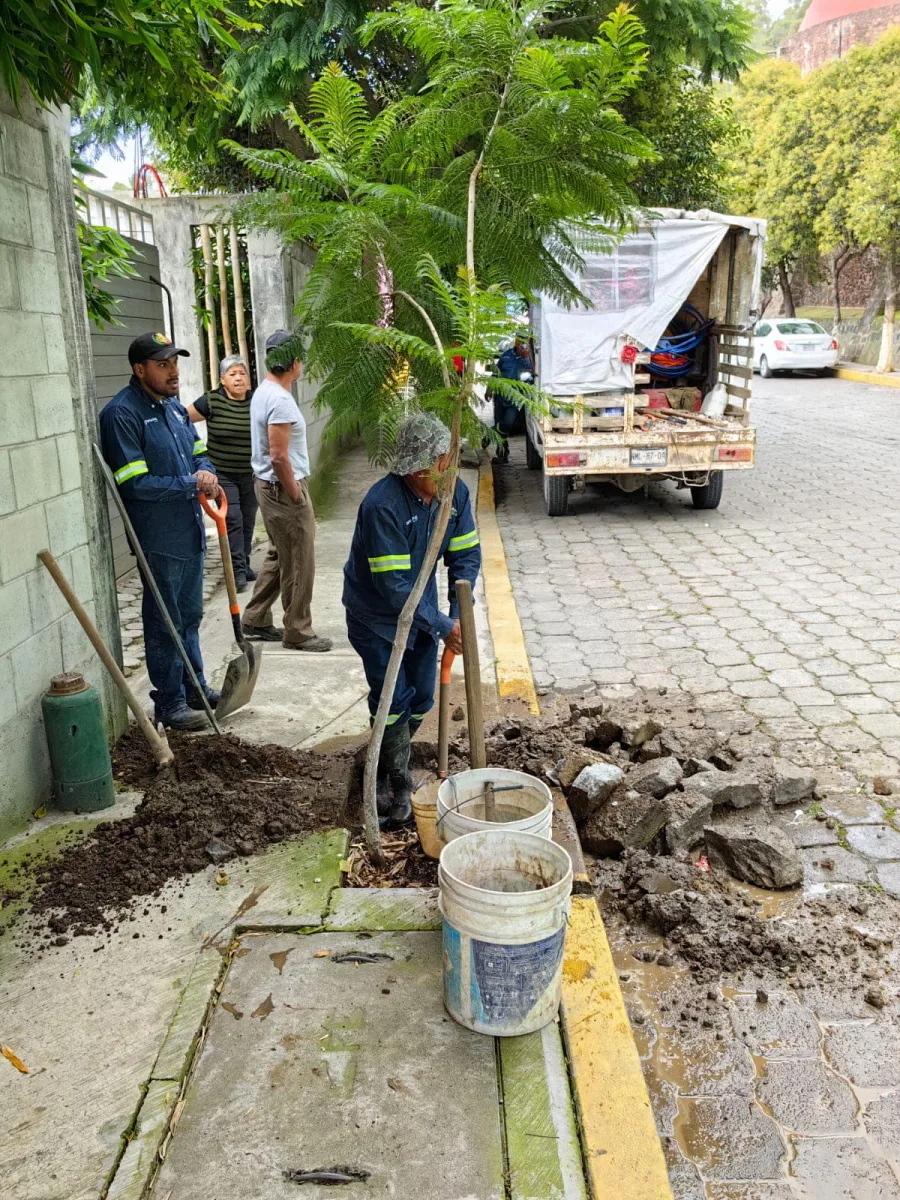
[243,478,316,643]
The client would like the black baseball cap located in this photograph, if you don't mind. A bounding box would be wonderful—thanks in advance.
[128,332,190,367]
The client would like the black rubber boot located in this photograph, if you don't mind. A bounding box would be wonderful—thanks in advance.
[376,764,392,828]
[380,721,414,829]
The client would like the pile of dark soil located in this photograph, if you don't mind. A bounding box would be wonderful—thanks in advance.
[21,728,357,939]
[598,848,898,993]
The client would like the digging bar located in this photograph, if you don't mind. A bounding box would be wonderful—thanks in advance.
[438,646,455,778]
[455,579,497,820]
[38,550,174,769]
[93,443,223,735]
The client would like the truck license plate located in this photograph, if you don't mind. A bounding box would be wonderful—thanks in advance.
[630,447,667,467]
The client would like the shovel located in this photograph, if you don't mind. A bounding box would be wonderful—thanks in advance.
[199,492,262,719]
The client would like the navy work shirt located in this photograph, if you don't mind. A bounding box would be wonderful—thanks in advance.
[99,376,216,557]
[343,474,481,645]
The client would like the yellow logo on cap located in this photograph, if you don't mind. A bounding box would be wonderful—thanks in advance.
[153,333,171,345]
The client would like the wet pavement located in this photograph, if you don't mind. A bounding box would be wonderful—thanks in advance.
[495,374,900,1195]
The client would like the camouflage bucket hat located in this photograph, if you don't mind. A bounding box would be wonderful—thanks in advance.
[391,412,452,476]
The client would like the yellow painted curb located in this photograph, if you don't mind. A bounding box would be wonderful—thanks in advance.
[835,366,900,389]
[562,897,674,1200]
[475,455,671,1198]
[476,457,540,715]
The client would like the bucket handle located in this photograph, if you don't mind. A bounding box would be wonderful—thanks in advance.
[435,780,526,834]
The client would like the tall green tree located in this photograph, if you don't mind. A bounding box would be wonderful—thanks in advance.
[728,57,814,316]
[230,0,652,859]
[847,124,900,371]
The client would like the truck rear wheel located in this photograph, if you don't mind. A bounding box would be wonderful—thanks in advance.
[525,428,541,470]
[691,471,724,510]
[543,470,569,517]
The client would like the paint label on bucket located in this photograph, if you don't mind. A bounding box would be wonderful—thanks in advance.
[443,923,565,1031]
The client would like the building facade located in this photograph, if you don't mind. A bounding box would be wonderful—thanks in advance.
[780,0,900,72]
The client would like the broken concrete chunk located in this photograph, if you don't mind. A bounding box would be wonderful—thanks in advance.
[691,768,763,810]
[628,755,683,799]
[620,717,662,749]
[635,736,664,763]
[658,727,721,764]
[665,788,714,854]
[579,788,669,857]
[567,762,625,822]
[586,716,623,751]
[771,763,818,807]
[683,757,716,778]
[704,823,803,890]
[558,748,611,791]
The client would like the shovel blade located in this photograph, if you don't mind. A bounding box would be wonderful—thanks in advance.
[215,641,262,720]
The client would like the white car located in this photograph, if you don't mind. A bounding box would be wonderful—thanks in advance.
[752,319,839,377]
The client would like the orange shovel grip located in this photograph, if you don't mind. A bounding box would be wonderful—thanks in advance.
[199,489,228,531]
[440,646,455,685]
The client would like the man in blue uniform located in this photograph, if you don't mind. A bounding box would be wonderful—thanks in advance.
[343,413,481,828]
[492,337,533,462]
[100,333,222,732]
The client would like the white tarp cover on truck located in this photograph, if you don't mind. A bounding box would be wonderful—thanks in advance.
[536,209,766,396]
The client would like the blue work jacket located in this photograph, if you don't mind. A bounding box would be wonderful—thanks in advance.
[343,474,482,645]
[99,376,216,557]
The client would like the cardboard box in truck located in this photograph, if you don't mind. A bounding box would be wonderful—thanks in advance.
[525,209,766,516]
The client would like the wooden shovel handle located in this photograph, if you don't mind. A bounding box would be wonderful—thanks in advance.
[199,491,240,613]
[38,550,174,769]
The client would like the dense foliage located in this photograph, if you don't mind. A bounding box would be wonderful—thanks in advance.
[229,0,652,459]
[0,0,247,108]
[70,0,754,209]
[727,28,900,362]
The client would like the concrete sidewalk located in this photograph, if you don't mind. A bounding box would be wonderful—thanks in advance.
[0,447,563,1200]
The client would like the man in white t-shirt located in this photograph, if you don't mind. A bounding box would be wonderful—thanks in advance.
[242,329,332,651]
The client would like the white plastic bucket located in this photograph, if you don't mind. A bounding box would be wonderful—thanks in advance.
[439,829,573,1036]
[436,768,553,846]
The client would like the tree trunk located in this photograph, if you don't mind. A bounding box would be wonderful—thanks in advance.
[230,223,249,364]
[216,226,233,358]
[833,257,843,325]
[777,261,796,318]
[877,243,896,374]
[198,224,219,390]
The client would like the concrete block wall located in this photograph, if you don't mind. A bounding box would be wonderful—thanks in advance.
[0,85,123,841]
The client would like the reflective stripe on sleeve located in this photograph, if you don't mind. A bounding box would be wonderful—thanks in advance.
[447,529,479,552]
[114,460,149,485]
[193,440,207,454]
[368,554,412,574]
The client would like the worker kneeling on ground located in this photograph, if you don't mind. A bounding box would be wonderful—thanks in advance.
[343,413,482,828]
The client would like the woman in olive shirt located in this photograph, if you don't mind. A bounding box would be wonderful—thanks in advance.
[188,356,257,592]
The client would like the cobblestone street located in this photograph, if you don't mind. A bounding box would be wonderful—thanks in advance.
[496,374,900,1197]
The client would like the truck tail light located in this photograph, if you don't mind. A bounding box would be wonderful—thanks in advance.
[774,340,787,351]
[714,446,753,462]
[546,452,585,468]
